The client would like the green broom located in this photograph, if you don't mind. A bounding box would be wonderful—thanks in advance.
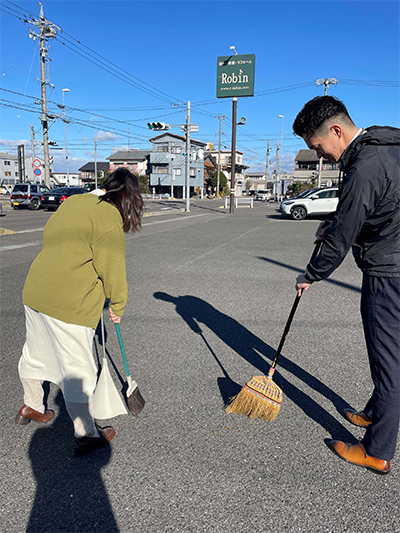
[225,242,321,421]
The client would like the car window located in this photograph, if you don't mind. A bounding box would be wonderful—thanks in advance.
[40,185,49,193]
[30,185,38,193]
[13,184,28,193]
[314,190,335,199]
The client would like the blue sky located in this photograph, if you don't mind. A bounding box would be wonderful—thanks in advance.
[1,0,399,174]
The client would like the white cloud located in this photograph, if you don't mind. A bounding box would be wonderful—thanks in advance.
[94,130,119,142]
[0,138,31,153]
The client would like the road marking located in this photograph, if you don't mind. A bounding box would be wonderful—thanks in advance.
[1,241,42,251]
[0,213,210,250]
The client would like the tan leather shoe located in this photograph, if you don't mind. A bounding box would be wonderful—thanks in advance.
[326,440,390,475]
[343,408,372,428]
[75,427,116,456]
[15,404,55,425]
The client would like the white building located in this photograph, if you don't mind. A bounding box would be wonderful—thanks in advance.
[0,152,53,185]
[50,172,81,187]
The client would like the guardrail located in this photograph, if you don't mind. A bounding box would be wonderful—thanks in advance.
[224,197,254,209]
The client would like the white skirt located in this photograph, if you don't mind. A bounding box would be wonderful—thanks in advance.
[19,305,97,403]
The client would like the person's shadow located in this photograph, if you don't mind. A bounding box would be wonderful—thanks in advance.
[27,382,119,532]
[154,292,356,442]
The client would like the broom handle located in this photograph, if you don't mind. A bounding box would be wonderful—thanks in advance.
[115,323,131,378]
[100,313,106,359]
[271,241,322,370]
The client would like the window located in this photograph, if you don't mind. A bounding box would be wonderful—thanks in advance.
[314,190,336,199]
[190,168,196,177]
[4,172,11,176]
[173,168,182,176]
[4,161,10,166]
[171,146,182,154]
[155,167,168,174]
[157,145,168,152]
[30,185,38,193]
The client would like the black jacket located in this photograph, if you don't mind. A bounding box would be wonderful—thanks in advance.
[306,126,400,281]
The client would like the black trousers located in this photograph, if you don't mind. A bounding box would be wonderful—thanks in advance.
[361,274,400,461]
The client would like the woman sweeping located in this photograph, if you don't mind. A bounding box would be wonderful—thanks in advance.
[15,168,143,454]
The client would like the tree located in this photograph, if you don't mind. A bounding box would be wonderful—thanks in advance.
[208,170,227,195]
[137,174,150,194]
[245,180,253,191]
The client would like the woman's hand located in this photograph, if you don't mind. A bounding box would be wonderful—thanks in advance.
[109,308,121,323]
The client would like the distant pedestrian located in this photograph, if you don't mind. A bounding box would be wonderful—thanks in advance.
[15,167,143,454]
[292,96,400,474]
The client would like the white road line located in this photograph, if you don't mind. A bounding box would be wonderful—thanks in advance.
[0,213,210,251]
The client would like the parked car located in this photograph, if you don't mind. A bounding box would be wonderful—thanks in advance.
[255,189,272,201]
[10,183,50,210]
[280,187,339,220]
[280,187,323,208]
[41,187,88,210]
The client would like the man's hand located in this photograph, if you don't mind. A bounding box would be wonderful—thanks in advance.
[296,274,312,296]
[314,221,332,243]
[109,308,121,323]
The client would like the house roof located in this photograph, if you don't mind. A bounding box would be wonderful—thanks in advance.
[107,150,150,162]
[78,162,110,172]
[295,149,319,162]
[149,132,206,147]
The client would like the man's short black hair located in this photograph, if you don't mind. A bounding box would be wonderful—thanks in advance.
[292,96,355,138]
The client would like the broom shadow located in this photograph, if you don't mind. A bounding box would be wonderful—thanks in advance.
[154,292,356,442]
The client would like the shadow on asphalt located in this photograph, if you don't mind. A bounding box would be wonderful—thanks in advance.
[257,256,362,294]
[154,292,356,442]
[27,388,118,532]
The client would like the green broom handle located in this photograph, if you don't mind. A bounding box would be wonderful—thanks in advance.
[271,241,322,370]
[115,323,131,378]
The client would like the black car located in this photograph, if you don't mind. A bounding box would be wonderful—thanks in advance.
[41,187,88,210]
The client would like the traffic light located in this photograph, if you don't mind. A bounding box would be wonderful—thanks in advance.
[147,122,169,131]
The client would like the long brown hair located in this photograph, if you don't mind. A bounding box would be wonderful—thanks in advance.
[100,168,144,233]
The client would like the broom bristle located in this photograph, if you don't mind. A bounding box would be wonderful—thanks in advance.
[225,373,282,421]
[126,386,145,416]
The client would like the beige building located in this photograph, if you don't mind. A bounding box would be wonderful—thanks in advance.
[294,149,340,185]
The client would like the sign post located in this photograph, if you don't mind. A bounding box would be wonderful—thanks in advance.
[216,53,255,213]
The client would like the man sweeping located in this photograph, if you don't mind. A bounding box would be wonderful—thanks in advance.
[292,96,400,475]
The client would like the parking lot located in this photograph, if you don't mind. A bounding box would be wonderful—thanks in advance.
[1,200,399,533]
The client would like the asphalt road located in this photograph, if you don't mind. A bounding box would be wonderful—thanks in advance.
[1,200,399,533]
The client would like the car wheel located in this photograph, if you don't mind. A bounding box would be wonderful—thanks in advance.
[30,198,40,210]
[291,206,307,220]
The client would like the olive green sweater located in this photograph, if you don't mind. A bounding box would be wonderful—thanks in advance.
[23,193,127,329]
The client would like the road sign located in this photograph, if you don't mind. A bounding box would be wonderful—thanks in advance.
[33,159,41,167]
[34,168,42,177]
[216,54,255,98]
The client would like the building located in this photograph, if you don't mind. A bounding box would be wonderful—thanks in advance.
[107,150,150,175]
[205,149,249,194]
[149,133,205,197]
[0,152,51,186]
[78,162,110,183]
[50,172,81,187]
[294,149,340,185]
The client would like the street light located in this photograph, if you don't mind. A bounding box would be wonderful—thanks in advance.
[278,115,284,201]
[62,88,70,186]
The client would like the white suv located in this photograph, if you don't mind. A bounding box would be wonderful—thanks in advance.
[280,187,339,220]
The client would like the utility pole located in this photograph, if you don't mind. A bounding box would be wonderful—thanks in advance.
[315,78,338,187]
[94,140,97,189]
[216,114,226,198]
[230,97,238,213]
[265,140,271,188]
[62,88,70,186]
[274,140,280,201]
[30,125,36,159]
[185,101,191,212]
[26,4,60,188]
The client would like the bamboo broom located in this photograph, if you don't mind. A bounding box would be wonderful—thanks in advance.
[225,242,321,421]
